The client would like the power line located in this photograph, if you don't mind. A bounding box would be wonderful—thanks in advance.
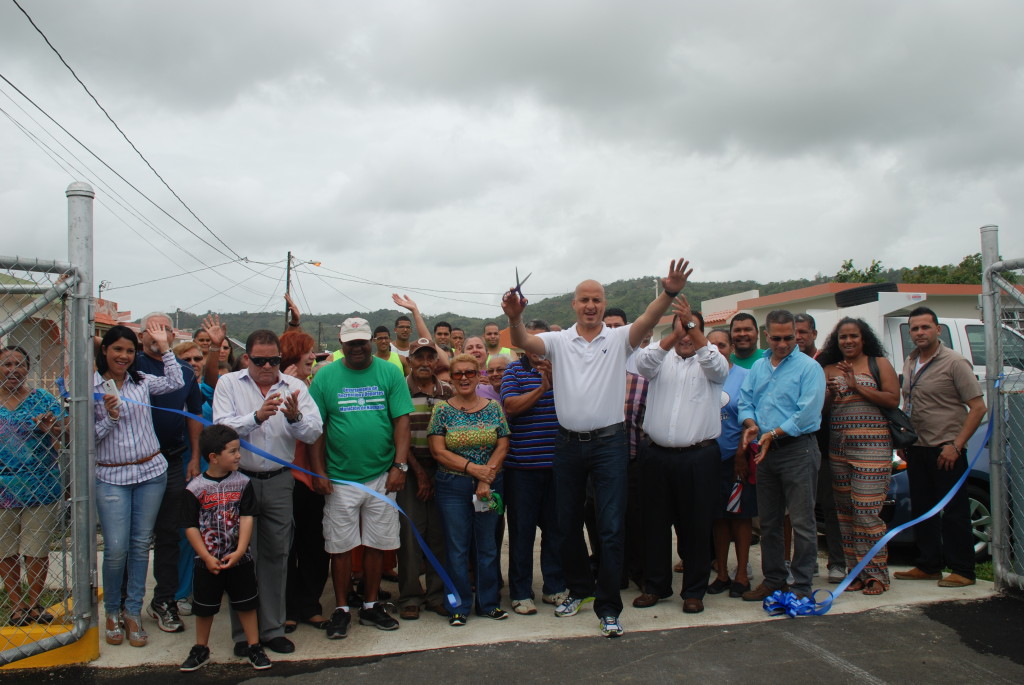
[11,0,243,260]
[105,259,249,291]
[304,268,370,311]
[304,266,498,308]
[315,264,560,297]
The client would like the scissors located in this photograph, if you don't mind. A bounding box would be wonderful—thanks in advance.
[513,267,532,300]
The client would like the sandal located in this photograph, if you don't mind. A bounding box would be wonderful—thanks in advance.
[9,606,32,628]
[30,604,55,625]
[844,579,865,592]
[105,613,124,645]
[862,579,887,596]
[121,612,148,647]
[284,620,298,634]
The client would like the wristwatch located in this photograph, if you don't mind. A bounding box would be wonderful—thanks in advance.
[253,411,264,426]
[287,412,302,424]
[392,462,409,473]
[685,319,697,330]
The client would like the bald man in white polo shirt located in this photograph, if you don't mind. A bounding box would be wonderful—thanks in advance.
[502,258,692,638]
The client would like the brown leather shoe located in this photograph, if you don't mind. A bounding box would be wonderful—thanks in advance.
[894,567,942,581]
[937,573,976,587]
[741,583,787,602]
[682,598,704,614]
[632,592,667,608]
[399,605,420,620]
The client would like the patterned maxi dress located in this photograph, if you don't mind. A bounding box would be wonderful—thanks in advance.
[829,371,893,585]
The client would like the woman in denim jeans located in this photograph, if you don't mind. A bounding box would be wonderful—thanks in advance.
[94,324,183,647]
[428,354,510,626]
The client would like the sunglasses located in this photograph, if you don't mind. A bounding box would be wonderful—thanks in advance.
[451,369,478,379]
[768,335,796,343]
[249,356,282,367]
[182,355,204,363]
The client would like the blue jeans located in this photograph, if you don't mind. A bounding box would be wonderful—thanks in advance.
[96,471,167,616]
[506,468,564,600]
[555,427,627,618]
[755,435,820,594]
[435,470,504,616]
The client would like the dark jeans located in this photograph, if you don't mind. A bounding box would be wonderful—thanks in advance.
[906,446,975,580]
[151,445,186,605]
[435,471,504,616]
[506,467,564,600]
[640,441,720,599]
[756,435,820,594]
[554,426,627,618]
[286,480,330,621]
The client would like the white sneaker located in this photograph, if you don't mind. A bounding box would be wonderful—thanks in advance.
[542,590,569,606]
[176,598,193,616]
[554,595,594,618]
[828,564,847,584]
[512,598,537,615]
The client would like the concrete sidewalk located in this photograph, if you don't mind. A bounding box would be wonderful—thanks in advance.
[87,541,996,670]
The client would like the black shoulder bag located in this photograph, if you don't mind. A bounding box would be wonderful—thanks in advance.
[867,356,918,449]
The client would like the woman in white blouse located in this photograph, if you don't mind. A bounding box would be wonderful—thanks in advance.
[94,324,183,648]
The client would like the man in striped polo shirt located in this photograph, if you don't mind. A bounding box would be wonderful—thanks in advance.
[500,320,567,616]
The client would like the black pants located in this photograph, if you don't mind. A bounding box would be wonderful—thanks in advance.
[285,480,329,621]
[640,441,720,599]
[906,445,975,580]
[151,444,187,605]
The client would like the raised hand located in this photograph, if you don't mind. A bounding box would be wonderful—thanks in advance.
[146,319,171,354]
[662,258,693,295]
[202,314,226,346]
[392,293,419,313]
[285,293,301,326]
[501,288,527,320]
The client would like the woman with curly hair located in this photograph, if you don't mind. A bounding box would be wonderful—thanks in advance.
[818,317,900,596]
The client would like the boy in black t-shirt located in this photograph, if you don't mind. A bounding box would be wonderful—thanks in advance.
[179,424,269,672]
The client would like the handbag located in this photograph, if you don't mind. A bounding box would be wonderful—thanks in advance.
[867,356,918,449]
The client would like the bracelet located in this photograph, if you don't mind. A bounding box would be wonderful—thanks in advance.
[463,460,471,474]
[510,321,524,329]
[107,413,119,423]
[287,321,300,327]
[663,288,680,298]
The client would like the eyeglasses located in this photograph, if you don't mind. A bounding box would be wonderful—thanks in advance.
[451,369,478,379]
[768,335,796,343]
[249,356,282,367]
[182,356,204,363]
[488,368,506,375]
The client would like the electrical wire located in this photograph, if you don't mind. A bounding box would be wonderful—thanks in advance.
[314,264,561,297]
[11,0,243,260]
[302,266,497,308]
[304,268,370,311]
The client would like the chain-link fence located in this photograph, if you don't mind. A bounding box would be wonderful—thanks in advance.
[0,183,95,665]
[981,225,1024,592]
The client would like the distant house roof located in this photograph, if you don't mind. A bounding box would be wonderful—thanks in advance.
[735,282,987,310]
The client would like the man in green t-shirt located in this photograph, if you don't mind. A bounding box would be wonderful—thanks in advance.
[310,317,413,637]
[729,313,760,370]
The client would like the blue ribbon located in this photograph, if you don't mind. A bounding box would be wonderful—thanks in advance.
[763,376,999,618]
[63,378,461,609]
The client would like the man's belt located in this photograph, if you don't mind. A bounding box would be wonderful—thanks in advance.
[772,433,811,448]
[649,438,717,453]
[557,423,624,442]
[240,467,288,480]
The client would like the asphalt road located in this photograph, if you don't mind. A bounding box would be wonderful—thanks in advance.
[10,593,1023,684]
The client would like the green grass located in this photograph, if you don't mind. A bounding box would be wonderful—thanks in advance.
[976,561,994,582]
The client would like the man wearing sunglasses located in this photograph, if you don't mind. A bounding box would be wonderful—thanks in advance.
[212,329,323,656]
[737,310,825,602]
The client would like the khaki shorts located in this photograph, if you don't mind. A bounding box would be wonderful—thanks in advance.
[0,502,62,558]
[323,471,399,554]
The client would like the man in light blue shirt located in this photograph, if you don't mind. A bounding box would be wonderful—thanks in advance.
[736,309,825,600]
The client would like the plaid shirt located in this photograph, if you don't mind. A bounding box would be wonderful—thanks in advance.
[624,371,648,461]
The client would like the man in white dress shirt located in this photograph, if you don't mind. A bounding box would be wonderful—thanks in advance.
[632,300,728,614]
[212,329,323,655]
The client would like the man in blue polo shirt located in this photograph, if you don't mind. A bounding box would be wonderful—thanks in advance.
[135,312,203,633]
[500,319,566,616]
[737,309,825,601]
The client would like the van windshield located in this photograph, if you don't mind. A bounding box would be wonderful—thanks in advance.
[965,324,1024,371]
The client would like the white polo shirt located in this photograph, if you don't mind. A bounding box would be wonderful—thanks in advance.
[537,322,634,432]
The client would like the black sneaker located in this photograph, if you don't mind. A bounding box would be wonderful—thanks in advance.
[247,643,272,670]
[233,641,247,657]
[326,608,351,639]
[179,644,210,672]
[147,599,184,633]
[358,604,399,631]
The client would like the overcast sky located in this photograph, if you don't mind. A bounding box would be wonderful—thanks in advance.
[2,0,1022,321]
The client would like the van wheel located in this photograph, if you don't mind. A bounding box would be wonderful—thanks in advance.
[967,483,991,562]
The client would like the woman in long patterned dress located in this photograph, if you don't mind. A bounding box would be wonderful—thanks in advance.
[819,317,900,595]
[428,353,510,626]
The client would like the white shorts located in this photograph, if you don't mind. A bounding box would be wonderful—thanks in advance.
[323,471,399,554]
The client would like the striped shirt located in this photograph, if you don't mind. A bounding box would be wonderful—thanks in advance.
[93,351,183,485]
[499,360,558,469]
[407,375,454,464]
